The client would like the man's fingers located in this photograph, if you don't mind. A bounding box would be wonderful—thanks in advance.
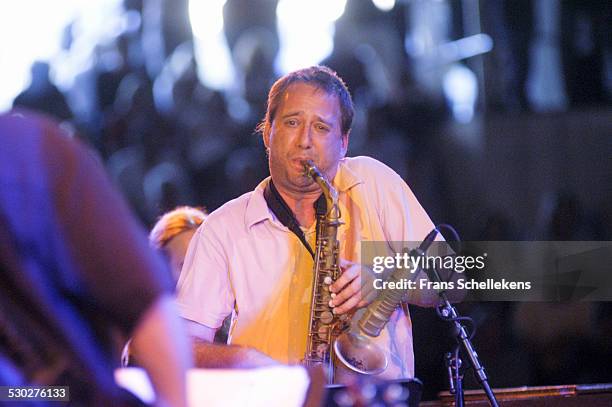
[332,278,361,308]
[338,258,352,268]
[333,292,360,315]
[326,260,378,314]
[330,264,359,293]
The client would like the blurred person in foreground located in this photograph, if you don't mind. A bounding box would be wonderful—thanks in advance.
[0,110,191,406]
[177,66,454,381]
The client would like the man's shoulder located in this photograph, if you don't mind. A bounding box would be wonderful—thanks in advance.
[204,186,269,231]
[341,156,403,183]
[206,191,254,223]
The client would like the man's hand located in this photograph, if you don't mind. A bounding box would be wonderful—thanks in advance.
[329,259,377,314]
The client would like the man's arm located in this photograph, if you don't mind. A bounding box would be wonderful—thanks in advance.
[185,319,278,368]
[131,295,192,407]
[372,162,465,307]
[405,262,466,307]
[176,210,277,368]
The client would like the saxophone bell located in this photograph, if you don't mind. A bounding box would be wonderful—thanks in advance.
[334,330,388,375]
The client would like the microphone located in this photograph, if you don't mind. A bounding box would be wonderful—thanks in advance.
[358,228,439,337]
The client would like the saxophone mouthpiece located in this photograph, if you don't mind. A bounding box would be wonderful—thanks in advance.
[302,160,324,180]
[303,160,316,178]
[303,159,314,169]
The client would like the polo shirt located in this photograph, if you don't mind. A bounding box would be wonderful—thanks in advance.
[177,156,438,380]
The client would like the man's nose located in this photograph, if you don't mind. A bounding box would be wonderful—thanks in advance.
[296,124,312,148]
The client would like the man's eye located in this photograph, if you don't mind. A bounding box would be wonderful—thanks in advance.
[286,119,298,126]
[316,124,329,132]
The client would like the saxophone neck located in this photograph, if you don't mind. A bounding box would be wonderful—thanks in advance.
[303,160,340,220]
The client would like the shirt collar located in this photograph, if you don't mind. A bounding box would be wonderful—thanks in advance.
[244,159,363,229]
[245,178,274,229]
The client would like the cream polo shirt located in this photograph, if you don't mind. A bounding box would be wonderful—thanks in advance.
[176,156,438,380]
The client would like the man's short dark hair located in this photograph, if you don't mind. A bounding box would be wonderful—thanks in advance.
[257,66,354,137]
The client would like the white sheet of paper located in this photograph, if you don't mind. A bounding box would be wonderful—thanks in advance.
[115,366,310,407]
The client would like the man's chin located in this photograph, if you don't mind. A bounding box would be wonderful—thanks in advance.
[292,178,318,191]
[279,176,319,194]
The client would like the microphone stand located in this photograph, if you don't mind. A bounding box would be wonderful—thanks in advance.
[427,266,500,407]
[446,351,464,407]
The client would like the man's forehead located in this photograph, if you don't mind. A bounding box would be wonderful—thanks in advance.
[278,82,341,114]
[282,82,328,96]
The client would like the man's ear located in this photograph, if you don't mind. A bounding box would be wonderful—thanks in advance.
[262,123,271,149]
[340,130,350,157]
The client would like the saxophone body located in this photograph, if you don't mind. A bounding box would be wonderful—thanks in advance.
[302,160,388,384]
[302,160,347,384]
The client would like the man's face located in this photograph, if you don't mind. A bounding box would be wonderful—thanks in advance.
[263,82,348,195]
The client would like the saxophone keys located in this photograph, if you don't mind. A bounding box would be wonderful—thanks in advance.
[323,276,333,285]
[317,326,329,340]
[320,311,334,324]
[316,343,328,358]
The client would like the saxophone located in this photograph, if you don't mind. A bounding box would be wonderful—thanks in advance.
[302,160,387,384]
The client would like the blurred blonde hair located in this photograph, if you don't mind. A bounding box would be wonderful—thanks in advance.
[149,206,207,249]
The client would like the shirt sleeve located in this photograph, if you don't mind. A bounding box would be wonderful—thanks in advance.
[376,164,445,306]
[378,167,438,244]
[175,218,235,329]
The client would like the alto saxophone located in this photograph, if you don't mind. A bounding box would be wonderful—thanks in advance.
[302,160,387,384]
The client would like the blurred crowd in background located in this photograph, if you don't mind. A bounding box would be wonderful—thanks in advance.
[4,0,612,400]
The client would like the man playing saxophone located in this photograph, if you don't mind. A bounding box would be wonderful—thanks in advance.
[177,66,446,381]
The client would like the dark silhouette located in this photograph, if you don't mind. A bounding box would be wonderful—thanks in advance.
[13,61,73,121]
